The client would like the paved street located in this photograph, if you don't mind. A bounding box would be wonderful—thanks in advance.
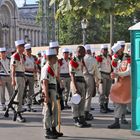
[0,95,140,140]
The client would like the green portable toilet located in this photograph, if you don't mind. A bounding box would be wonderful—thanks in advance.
[129,22,140,135]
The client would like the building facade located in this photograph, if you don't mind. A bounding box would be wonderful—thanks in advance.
[0,0,41,48]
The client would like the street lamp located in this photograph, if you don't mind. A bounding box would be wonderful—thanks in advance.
[81,19,88,46]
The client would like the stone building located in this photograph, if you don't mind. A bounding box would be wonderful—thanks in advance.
[0,0,41,48]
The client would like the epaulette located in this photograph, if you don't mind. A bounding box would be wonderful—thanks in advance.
[70,57,79,68]
[96,55,103,63]
[13,52,20,61]
[58,58,63,66]
[47,66,55,77]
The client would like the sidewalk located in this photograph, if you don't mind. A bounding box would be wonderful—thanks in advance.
[0,96,139,140]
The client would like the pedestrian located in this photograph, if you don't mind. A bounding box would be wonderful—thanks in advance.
[108,43,131,129]
[10,39,26,122]
[41,48,63,139]
[0,47,13,111]
[96,44,113,113]
[24,43,37,112]
[59,48,71,109]
[83,44,101,120]
[69,45,91,128]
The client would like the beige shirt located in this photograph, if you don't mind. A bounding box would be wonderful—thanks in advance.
[0,58,10,76]
[10,53,25,72]
[69,57,84,77]
[99,55,111,73]
[41,63,56,84]
[60,59,69,74]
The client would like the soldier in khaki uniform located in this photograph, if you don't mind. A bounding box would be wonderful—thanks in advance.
[108,43,131,129]
[24,44,37,111]
[0,47,13,111]
[41,48,63,139]
[10,39,26,122]
[96,44,113,113]
[69,46,91,128]
[83,45,101,120]
[59,48,71,109]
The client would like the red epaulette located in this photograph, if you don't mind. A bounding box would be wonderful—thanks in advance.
[127,57,131,64]
[112,59,118,67]
[70,57,79,69]
[47,66,55,77]
[58,58,63,66]
[108,54,112,60]
[36,59,41,65]
[96,55,103,63]
[13,52,20,61]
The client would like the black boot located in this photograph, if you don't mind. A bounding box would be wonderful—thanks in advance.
[52,127,63,137]
[73,117,83,128]
[79,116,91,127]
[64,101,71,109]
[121,114,128,124]
[27,105,37,112]
[45,128,58,139]
[108,118,120,129]
[100,105,107,113]
[105,103,114,113]
[85,111,94,121]
[16,113,26,123]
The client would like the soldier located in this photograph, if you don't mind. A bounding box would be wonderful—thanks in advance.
[59,48,71,109]
[108,43,131,129]
[83,45,101,120]
[69,45,91,128]
[41,48,63,139]
[96,44,113,113]
[24,44,37,111]
[10,39,26,122]
[0,47,13,111]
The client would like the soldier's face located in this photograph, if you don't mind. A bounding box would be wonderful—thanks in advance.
[63,52,69,59]
[0,51,6,58]
[17,45,24,54]
[78,48,86,58]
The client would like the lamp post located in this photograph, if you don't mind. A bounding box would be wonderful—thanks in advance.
[81,19,88,46]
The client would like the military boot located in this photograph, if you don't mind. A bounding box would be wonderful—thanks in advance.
[16,113,26,123]
[85,111,94,121]
[108,118,120,129]
[73,117,83,128]
[64,101,71,109]
[121,114,128,124]
[45,128,58,139]
[100,105,107,113]
[79,116,91,127]
[105,103,114,113]
[52,127,63,137]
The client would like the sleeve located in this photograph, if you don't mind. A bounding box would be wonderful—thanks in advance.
[41,66,49,81]
[117,63,131,77]
[10,56,16,66]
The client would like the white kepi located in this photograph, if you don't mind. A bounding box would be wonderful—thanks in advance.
[71,93,81,105]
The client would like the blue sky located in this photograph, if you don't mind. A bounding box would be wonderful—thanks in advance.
[15,0,36,7]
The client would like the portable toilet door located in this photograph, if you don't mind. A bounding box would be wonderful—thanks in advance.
[129,22,140,135]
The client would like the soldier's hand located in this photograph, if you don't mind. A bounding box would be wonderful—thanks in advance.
[44,97,49,104]
[12,79,16,87]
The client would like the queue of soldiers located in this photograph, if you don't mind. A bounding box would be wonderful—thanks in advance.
[0,39,131,139]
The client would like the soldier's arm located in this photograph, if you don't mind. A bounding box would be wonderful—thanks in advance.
[42,79,49,103]
[117,64,131,77]
[11,65,16,86]
[70,73,79,94]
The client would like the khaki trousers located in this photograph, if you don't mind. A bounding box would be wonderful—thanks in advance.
[14,77,25,112]
[25,76,34,105]
[100,73,112,105]
[71,82,86,118]
[0,76,13,104]
[60,77,71,102]
[114,103,127,118]
[84,74,95,112]
[42,89,58,129]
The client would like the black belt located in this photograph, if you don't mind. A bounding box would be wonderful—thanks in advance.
[25,74,34,77]
[75,77,85,83]
[60,73,70,78]
[101,71,111,75]
[0,75,10,77]
[48,84,56,90]
[15,72,25,77]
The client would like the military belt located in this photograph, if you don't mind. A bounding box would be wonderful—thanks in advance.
[75,76,85,83]
[15,72,25,77]
[60,73,70,78]
[48,84,56,90]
